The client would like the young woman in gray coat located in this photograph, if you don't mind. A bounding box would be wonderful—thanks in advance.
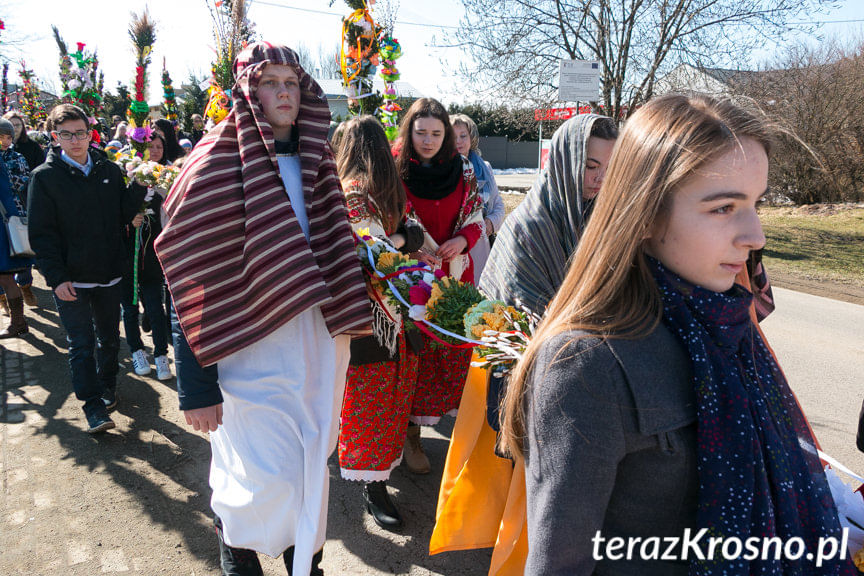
[501,94,854,575]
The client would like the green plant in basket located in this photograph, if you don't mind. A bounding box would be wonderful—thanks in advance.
[425,277,483,346]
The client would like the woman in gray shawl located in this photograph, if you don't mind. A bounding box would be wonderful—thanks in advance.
[481,113,618,434]
[430,113,618,570]
[480,113,618,314]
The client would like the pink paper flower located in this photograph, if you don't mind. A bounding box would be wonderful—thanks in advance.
[129,126,153,144]
[409,285,430,306]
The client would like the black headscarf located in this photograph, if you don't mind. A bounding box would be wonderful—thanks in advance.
[154,119,186,163]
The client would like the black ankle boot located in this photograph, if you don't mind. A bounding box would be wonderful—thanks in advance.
[283,546,324,575]
[363,481,403,529]
[214,516,263,576]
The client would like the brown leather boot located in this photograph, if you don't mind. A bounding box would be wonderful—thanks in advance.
[0,293,9,316]
[403,424,431,474]
[0,297,28,338]
[19,285,38,308]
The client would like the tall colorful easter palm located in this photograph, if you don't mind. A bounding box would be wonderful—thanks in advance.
[204,0,255,127]
[52,26,102,121]
[336,0,381,116]
[127,9,156,157]
[18,62,47,125]
[161,59,178,123]
[375,0,403,140]
[1,63,8,113]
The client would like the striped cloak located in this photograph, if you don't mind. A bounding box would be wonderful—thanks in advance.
[155,43,371,367]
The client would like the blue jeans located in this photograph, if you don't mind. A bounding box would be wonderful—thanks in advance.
[120,277,169,357]
[53,284,121,418]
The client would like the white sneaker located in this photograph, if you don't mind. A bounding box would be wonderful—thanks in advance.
[155,355,172,381]
[131,349,151,376]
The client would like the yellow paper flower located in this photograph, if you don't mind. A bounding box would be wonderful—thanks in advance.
[427,282,445,309]
[471,324,491,338]
[377,251,408,272]
[482,311,508,332]
[356,227,376,246]
[853,547,864,571]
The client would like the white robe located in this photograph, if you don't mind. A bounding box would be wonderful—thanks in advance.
[209,153,349,573]
[210,306,350,572]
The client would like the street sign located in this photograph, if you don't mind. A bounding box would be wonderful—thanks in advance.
[558,60,600,102]
[534,105,593,121]
[534,107,577,121]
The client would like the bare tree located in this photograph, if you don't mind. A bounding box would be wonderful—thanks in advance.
[294,42,342,80]
[734,38,864,204]
[449,0,838,120]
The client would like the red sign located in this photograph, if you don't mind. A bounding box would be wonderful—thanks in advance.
[534,106,594,121]
[540,139,552,169]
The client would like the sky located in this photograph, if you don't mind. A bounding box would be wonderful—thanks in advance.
[0,0,466,104]
[1,0,864,106]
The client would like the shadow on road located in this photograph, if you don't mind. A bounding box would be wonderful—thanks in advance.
[1,282,221,572]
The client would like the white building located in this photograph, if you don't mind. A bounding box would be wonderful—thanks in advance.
[654,63,759,97]
[315,79,424,121]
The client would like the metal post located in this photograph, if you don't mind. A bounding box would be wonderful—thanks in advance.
[537,120,542,172]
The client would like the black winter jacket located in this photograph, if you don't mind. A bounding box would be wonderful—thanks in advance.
[27,147,146,289]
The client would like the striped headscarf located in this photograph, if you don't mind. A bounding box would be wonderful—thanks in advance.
[479,114,608,314]
[155,42,371,367]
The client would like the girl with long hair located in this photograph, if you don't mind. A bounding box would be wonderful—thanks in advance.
[503,94,854,574]
[393,97,484,474]
[335,115,424,529]
[113,122,129,147]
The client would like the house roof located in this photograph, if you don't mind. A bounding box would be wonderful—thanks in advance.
[699,66,760,85]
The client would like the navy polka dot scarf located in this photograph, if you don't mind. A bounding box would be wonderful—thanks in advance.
[649,256,854,575]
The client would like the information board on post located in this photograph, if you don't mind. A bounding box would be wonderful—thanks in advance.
[558,59,600,102]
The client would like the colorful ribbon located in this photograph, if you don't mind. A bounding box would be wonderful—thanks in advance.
[358,233,484,348]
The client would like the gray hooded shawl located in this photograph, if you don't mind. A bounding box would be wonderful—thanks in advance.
[479,113,609,314]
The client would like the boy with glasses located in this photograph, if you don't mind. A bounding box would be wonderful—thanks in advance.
[27,104,145,434]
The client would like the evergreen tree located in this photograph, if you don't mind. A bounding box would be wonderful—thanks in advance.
[180,74,209,133]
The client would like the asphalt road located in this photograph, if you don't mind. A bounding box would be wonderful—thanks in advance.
[760,287,864,481]
[0,280,862,575]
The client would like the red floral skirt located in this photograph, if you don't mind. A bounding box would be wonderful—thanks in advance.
[338,333,419,481]
[410,336,472,425]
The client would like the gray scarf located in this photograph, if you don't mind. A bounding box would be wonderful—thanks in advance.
[479,113,607,314]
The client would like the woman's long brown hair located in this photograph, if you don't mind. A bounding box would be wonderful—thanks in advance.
[499,94,774,459]
[336,115,405,233]
[394,97,455,180]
